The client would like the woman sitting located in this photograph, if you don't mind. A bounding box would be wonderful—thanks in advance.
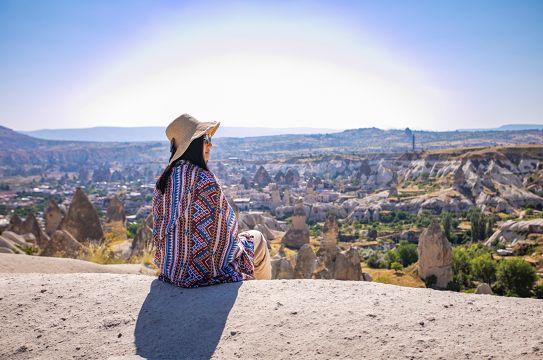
[152,114,272,288]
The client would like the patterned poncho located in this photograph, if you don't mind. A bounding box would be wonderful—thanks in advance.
[152,160,255,288]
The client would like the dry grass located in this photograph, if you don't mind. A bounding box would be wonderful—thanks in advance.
[364,264,426,288]
[80,243,126,265]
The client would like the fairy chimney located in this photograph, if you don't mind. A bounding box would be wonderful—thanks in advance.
[44,200,64,236]
[417,220,453,289]
[281,198,310,249]
[321,213,338,250]
[61,187,104,244]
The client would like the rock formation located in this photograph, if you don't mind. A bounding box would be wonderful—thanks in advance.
[320,213,338,250]
[485,218,543,248]
[271,256,294,279]
[0,231,36,254]
[284,168,300,185]
[417,220,453,289]
[21,213,49,249]
[40,230,85,258]
[475,283,493,295]
[61,187,104,244]
[6,214,24,234]
[253,166,272,187]
[106,195,126,224]
[270,185,282,209]
[294,244,318,279]
[333,247,362,281]
[130,214,153,258]
[238,212,285,241]
[282,198,310,249]
[283,188,291,206]
[44,200,64,236]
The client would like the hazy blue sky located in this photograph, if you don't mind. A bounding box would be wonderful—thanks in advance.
[1,0,542,131]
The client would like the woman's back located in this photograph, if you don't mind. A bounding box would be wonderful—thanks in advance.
[152,160,255,287]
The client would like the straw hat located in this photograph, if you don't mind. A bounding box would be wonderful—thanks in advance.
[165,114,220,166]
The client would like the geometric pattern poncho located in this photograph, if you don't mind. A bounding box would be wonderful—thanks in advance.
[152,160,255,288]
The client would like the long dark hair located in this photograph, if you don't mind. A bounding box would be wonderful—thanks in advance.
[155,135,208,194]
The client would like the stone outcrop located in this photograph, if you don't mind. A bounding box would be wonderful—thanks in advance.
[475,283,493,295]
[40,230,85,259]
[61,187,104,244]
[284,168,300,186]
[6,214,24,234]
[485,218,543,248]
[333,247,362,281]
[320,213,338,250]
[271,256,294,279]
[106,195,126,224]
[130,214,153,258]
[0,231,31,254]
[253,166,272,187]
[294,244,318,279]
[313,246,364,281]
[45,200,64,236]
[21,213,49,249]
[417,220,453,289]
[1,231,34,248]
[282,198,310,249]
[238,212,285,241]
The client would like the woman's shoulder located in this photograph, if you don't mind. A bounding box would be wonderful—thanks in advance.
[171,160,219,191]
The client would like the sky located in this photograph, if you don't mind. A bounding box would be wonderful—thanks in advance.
[0,0,542,131]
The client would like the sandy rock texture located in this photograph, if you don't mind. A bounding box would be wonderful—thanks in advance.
[1,274,542,359]
[0,253,149,275]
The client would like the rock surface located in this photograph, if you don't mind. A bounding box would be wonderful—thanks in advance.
[105,195,126,224]
[130,214,153,258]
[61,187,104,244]
[20,213,49,249]
[40,230,84,259]
[281,198,310,249]
[294,244,318,279]
[485,218,543,248]
[0,253,151,274]
[270,257,294,279]
[475,283,494,295]
[417,220,453,288]
[44,200,63,236]
[252,165,272,187]
[1,273,542,359]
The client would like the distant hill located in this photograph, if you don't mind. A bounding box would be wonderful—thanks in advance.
[0,125,53,149]
[22,126,341,142]
[460,124,543,131]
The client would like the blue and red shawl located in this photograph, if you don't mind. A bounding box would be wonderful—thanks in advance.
[152,160,255,288]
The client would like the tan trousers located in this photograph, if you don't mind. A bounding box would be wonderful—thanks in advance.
[240,230,272,280]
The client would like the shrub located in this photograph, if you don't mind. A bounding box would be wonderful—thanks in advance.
[424,274,437,288]
[390,262,404,273]
[495,258,538,297]
[469,253,497,284]
[366,254,381,268]
[385,250,400,268]
[395,240,418,267]
[127,222,138,239]
[533,284,543,299]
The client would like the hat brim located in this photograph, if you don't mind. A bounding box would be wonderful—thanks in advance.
[168,121,220,166]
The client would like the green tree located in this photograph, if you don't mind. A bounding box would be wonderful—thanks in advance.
[390,261,403,273]
[385,250,400,268]
[395,240,418,267]
[469,253,497,284]
[495,258,538,297]
[440,211,453,241]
